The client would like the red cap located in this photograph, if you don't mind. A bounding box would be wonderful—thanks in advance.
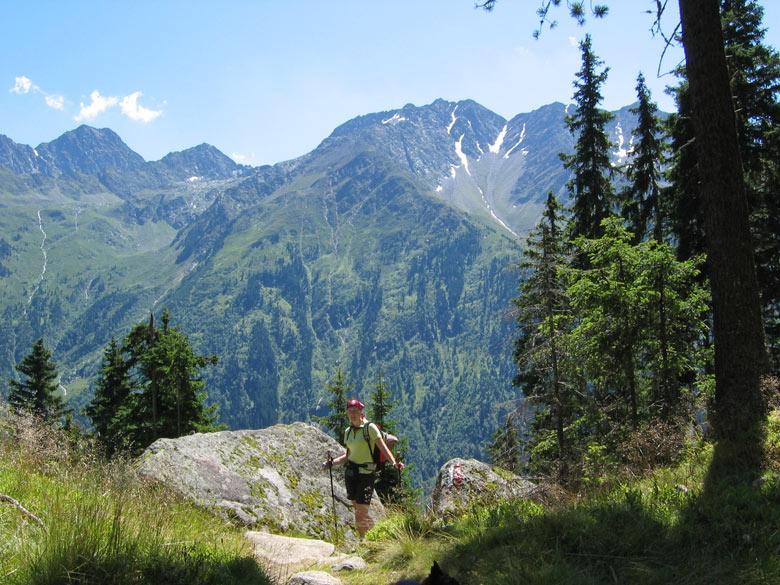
[346,399,365,410]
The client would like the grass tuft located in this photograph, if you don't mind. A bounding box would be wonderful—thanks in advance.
[0,407,270,585]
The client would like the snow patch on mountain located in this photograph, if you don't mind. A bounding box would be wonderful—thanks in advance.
[447,105,458,135]
[455,134,471,176]
[613,122,632,161]
[489,124,507,154]
[382,113,407,125]
[476,186,518,238]
[504,123,526,159]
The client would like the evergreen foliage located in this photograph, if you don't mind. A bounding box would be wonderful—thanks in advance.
[621,72,666,242]
[369,371,396,434]
[84,337,132,455]
[668,0,780,372]
[561,34,615,242]
[313,367,352,446]
[566,218,711,436]
[513,193,577,478]
[488,412,521,474]
[7,338,65,423]
[85,310,220,454]
[719,0,780,373]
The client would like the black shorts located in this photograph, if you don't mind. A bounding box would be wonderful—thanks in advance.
[345,462,376,505]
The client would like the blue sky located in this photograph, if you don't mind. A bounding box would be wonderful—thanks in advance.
[3,1,778,166]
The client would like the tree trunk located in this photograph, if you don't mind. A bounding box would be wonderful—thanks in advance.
[678,0,768,471]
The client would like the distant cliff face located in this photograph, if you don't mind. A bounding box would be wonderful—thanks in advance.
[0,99,646,483]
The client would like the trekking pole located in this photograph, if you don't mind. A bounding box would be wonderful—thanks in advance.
[327,451,338,542]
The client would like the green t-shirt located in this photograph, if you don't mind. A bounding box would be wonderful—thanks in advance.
[344,421,381,473]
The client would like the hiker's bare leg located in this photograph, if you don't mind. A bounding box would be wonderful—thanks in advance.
[353,503,371,538]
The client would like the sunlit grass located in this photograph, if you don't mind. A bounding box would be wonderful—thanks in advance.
[345,412,780,585]
[0,408,270,585]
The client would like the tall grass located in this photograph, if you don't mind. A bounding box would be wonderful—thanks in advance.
[0,407,270,585]
[350,411,780,585]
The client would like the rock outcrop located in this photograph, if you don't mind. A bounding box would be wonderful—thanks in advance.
[138,423,384,539]
[429,458,536,518]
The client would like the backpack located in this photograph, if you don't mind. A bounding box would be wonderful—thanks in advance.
[362,422,398,465]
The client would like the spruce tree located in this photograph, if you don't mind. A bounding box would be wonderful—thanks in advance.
[369,371,396,433]
[720,0,780,372]
[621,72,666,243]
[561,34,615,242]
[567,218,711,431]
[488,412,521,474]
[85,337,132,455]
[8,338,65,423]
[513,192,575,478]
[118,310,220,451]
[313,367,352,445]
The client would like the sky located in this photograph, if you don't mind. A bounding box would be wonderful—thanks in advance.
[2,1,778,167]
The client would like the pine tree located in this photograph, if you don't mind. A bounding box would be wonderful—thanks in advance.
[116,310,220,452]
[719,0,780,373]
[513,193,576,478]
[488,412,521,474]
[369,371,396,433]
[147,326,220,439]
[8,338,65,423]
[85,337,132,455]
[567,218,711,432]
[313,367,352,445]
[561,34,615,242]
[669,0,779,374]
[663,0,770,473]
[665,78,705,263]
[621,72,666,243]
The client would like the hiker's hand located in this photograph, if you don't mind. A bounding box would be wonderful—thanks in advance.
[394,461,405,471]
[322,460,332,470]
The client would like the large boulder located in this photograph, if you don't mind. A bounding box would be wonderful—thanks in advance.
[429,458,536,518]
[138,423,384,539]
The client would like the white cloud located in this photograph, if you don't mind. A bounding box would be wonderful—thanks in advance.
[119,91,162,123]
[75,90,119,122]
[45,94,65,111]
[11,75,35,94]
[568,36,578,48]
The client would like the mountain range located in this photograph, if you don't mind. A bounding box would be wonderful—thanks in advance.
[0,98,642,484]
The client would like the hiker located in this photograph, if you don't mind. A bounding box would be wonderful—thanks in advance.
[322,398,404,538]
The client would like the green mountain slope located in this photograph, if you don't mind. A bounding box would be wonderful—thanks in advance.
[0,99,646,484]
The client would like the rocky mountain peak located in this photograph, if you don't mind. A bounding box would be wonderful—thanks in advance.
[157,142,240,180]
[35,124,146,177]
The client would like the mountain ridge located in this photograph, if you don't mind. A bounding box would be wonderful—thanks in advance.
[0,97,651,484]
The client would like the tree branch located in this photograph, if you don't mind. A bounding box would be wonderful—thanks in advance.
[0,494,45,527]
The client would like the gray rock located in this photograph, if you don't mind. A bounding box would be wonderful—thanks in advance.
[429,458,536,518]
[246,531,335,575]
[138,423,384,540]
[328,554,367,571]
[287,571,342,585]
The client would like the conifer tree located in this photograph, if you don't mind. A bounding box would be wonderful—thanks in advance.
[621,73,666,243]
[561,34,615,242]
[85,337,132,455]
[313,367,352,445]
[567,218,711,429]
[8,338,65,423]
[488,412,521,474]
[668,0,779,374]
[720,0,780,372]
[110,310,220,452]
[369,371,396,433]
[513,193,576,478]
